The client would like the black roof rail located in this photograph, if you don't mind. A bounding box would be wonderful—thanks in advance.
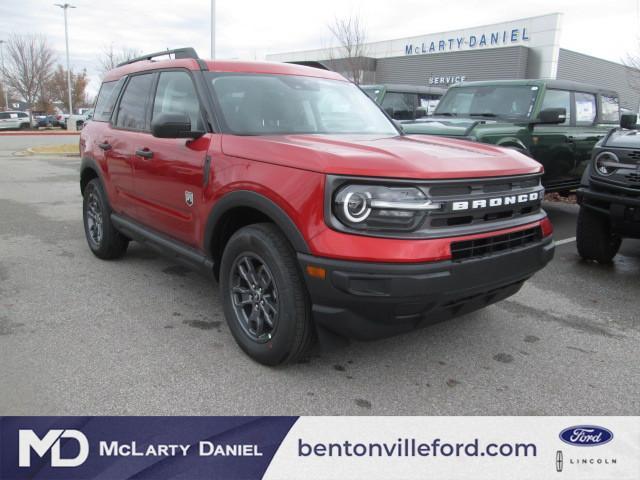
[117,47,207,70]
[285,60,331,71]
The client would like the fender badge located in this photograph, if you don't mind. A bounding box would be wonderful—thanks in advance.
[185,191,194,207]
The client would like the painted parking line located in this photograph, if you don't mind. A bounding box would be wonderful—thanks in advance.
[554,236,577,246]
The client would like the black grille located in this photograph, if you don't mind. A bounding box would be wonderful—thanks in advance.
[627,151,640,160]
[450,227,542,261]
[625,172,640,184]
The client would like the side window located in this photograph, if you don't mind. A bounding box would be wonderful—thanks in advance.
[540,89,571,125]
[601,95,620,123]
[115,74,154,130]
[575,92,596,125]
[418,94,440,115]
[381,92,415,120]
[94,77,125,122]
[18,113,28,118]
[0,113,9,119]
[152,71,204,131]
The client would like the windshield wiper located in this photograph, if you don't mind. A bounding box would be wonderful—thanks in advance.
[469,112,498,118]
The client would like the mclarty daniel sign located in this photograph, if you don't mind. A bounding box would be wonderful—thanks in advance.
[405,27,529,55]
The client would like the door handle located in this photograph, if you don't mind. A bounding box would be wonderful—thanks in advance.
[98,142,112,151]
[135,148,153,159]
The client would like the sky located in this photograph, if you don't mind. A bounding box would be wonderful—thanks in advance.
[1,0,639,98]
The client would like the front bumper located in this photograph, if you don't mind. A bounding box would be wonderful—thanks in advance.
[299,235,554,340]
[577,182,640,238]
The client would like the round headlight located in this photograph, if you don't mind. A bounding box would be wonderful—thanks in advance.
[343,191,372,223]
[594,151,619,176]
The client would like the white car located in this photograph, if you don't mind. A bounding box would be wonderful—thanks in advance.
[0,111,31,130]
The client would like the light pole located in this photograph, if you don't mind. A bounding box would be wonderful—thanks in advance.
[55,3,75,114]
[0,39,8,111]
[210,0,215,59]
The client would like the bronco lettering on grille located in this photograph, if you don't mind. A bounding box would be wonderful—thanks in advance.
[452,192,540,211]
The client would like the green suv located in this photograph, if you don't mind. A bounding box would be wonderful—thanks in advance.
[401,80,621,192]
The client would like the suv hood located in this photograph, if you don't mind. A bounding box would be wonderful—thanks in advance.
[602,129,640,149]
[221,134,542,179]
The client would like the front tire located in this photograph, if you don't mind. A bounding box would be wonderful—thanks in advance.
[83,178,129,259]
[576,206,621,263]
[220,223,315,366]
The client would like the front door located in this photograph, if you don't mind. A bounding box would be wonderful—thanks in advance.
[132,70,212,247]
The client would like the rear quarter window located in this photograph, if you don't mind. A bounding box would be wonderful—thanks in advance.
[94,77,126,122]
[600,95,619,123]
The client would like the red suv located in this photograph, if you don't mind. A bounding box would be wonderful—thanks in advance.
[80,48,555,365]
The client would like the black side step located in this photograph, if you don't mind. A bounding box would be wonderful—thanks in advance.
[111,214,214,275]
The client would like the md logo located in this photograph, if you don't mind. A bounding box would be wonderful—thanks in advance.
[19,429,89,467]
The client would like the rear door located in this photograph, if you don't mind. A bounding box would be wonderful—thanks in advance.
[109,72,155,217]
[132,69,212,246]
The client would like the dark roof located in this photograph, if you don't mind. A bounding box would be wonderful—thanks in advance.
[361,84,447,95]
[451,78,618,97]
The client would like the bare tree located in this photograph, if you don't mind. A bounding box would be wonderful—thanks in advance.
[47,65,90,111]
[328,15,368,84]
[1,34,56,110]
[99,44,141,76]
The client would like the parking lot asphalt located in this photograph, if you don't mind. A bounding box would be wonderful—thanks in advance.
[1,135,639,416]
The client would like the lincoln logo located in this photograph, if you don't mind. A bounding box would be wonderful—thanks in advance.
[452,192,540,211]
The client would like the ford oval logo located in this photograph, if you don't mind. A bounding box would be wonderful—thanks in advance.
[559,426,613,447]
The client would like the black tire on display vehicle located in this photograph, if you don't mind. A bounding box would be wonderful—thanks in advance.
[219,223,315,366]
[82,178,129,259]
[576,206,621,263]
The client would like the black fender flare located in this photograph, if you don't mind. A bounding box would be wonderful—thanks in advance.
[80,156,105,195]
[203,190,310,256]
[496,138,530,156]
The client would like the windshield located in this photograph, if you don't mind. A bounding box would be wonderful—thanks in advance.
[208,74,398,135]
[435,85,539,120]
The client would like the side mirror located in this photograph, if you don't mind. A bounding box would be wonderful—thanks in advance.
[151,113,204,139]
[536,108,566,124]
[620,113,637,130]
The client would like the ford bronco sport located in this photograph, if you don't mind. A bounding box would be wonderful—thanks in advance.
[401,80,621,193]
[576,114,640,263]
[80,48,555,365]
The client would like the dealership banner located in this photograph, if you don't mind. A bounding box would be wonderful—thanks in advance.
[0,417,638,479]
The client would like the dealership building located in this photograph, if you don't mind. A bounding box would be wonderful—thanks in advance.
[267,13,640,112]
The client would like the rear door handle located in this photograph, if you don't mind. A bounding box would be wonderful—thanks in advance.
[98,142,111,151]
[135,148,153,159]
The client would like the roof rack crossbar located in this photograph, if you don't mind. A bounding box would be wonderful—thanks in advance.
[117,47,200,67]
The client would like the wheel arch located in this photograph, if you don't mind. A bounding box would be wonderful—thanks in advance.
[80,156,103,195]
[496,137,530,155]
[204,190,310,279]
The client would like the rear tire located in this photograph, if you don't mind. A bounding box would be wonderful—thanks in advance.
[576,206,621,263]
[219,223,315,366]
[82,178,129,259]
